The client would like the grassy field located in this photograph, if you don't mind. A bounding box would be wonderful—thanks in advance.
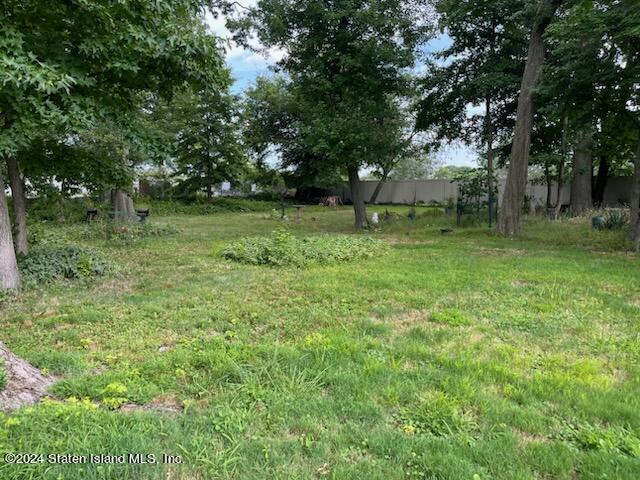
[1,206,639,479]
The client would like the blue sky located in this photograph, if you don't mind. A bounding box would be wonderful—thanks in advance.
[206,10,478,168]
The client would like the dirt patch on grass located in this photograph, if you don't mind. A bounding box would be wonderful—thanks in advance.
[513,428,549,444]
[378,309,434,337]
[119,393,183,415]
[473,247,526,257]
[384,237,435,246]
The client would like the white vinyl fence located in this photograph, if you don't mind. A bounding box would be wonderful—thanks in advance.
[340,177,631,207]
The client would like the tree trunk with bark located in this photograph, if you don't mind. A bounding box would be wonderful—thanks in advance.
[58,179,67,223]
[485,94,495,228]
[5,156,27,255]
[554,162,564,218]
[0,341,54,411]
[347,166,368,228]
[112,189,136,219]
[630,137,640,251]
[0,167,20,290]
[498,0,562,236]
[369,168,390,204]
[554,115,568,219]
[593,155,610,206]
[570,132,593,215]
[544,161,552,208]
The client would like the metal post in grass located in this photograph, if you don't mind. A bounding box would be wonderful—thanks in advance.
[280,192,286,220]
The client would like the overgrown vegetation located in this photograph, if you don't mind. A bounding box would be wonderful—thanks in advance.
[77,221,178,244]
[18,245,116,287]
[140,197,282,216]
[0,208,639,478]
[221,229,388,266]
[604,210,629,231]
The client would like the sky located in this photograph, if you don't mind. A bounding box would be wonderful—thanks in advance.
[205,8,478,168]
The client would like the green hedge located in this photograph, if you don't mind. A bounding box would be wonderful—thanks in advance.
[137,197,281,216]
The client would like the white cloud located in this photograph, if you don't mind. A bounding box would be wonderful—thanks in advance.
[205,6,284,92]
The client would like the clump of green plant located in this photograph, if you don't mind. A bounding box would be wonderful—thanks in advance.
[556,421,640,457]
[394,391,477,438]
[430,308,471,326]
[28,222,68,247]
[0,359,6,392]
[221,229,387,266]
[18,244,116,286]
[603,210,628,230]
[100,382,129,409]
[592,209,629,231]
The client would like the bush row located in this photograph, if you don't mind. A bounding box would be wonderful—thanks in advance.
[140,197,282,216]
[222,229,388,267]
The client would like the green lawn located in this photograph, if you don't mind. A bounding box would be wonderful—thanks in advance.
[1,207,640,479]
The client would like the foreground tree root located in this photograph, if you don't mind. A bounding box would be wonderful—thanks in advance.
[0,341,54,411]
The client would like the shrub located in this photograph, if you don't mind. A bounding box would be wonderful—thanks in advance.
[25,196,100,223]
[18,244,116,286]
[221,229,388,267]
[603,210,628,231]
[28,222,68,247]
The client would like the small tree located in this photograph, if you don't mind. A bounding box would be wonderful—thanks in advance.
[453,168,498,224]
[172,83,248,200]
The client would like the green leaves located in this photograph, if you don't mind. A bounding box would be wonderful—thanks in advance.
[1,0,225,157]
[231,0,433,181]
[17,244,116,287]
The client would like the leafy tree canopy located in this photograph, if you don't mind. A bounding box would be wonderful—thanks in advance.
[1,0,225,156]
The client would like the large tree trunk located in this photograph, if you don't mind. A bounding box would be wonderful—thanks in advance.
[498,0,562,236]
[369,168,390,204]
[593,155,610,206]
[630,137,640,251]
[0,167,20,290]
[570,132,593,215]
[347,166,368,228]
[5,156,27,255]
[112,189,136,219]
